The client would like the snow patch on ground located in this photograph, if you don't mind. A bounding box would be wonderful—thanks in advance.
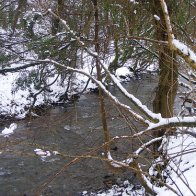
[146,63,158,72]
[158,129,196,195]
[115,67,133,81]
[82,180,145,196]
[0,67,97,119]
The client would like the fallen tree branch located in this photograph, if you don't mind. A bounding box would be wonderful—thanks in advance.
[0,62,40,74]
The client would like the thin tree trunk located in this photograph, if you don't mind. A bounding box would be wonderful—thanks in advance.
[52,0,64,35]
[92,0,110,152]
[152,0,178,150]
[12,0,27,33]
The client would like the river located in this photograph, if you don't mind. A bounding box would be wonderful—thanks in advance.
[0,74,181,195]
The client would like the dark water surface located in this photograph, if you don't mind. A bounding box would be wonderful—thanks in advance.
[0,75,163,196]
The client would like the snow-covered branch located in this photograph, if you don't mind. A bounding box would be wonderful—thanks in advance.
[106,116,196,166]
[147,116,196,131]
[160,0,196,70]
[99,61,161,122]
[179,72,196,85]
[159,0,174,45]
[172,39,196,70]
[109,116,196,141]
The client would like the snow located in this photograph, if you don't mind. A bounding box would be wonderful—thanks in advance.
[107,68,162,121]
[147,116,196,130]
[0,123,17,137]
[64,125,71,131]
[146,63,158,72]
[34,148,60,162]
[34,148,51,157]
[157,129,196,195]
[82,180,145,196]
[0,72,28,117]
[0,60,97,118]
[172,39,196,64]
[154,15,160,21]
[160,0,174,40]
[134,137,162,157]
[107,151,128,168]
[129,0,138,4]
[53,151,60,155]
[115,67,133,81]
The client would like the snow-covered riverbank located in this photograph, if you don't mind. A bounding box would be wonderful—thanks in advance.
[0,63,137,119]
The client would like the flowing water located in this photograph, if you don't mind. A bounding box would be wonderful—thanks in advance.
[0,75,181,196]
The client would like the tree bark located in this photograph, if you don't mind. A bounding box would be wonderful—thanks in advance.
[152,0,178,150]
[52,0,64,35]
[12,0,27,33]
[92,0,110,152]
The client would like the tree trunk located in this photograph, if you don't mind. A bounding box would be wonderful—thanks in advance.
[92,0,110,152]
[12,0,27,33]
[152,0,178,150]
[52,0,64,35]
